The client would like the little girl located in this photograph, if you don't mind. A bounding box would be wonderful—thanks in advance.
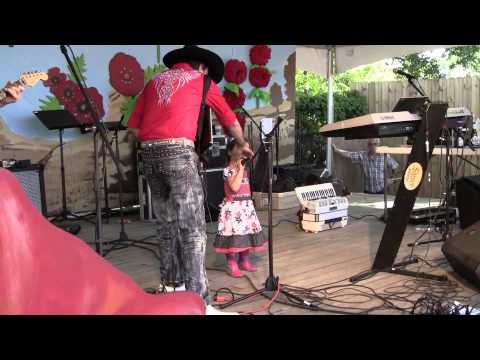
[214,139,267,277]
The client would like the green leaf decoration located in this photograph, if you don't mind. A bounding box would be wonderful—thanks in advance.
[251,64,261,70]
[224,82,240,96]
[144,63,167,84]
[248,87,260,99]
[38,95,62,111]
[120,95,139,126]
[68,54,87,83]
[248,88,270,106]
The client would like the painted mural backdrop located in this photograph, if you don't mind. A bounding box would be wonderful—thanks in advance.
[0,45,296,213]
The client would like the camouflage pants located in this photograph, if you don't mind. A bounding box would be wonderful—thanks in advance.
[141,144,209,304]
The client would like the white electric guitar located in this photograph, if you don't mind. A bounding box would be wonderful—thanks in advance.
[0,71,48,105]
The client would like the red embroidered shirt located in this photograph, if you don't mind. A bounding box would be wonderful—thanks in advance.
[127,63,237,141]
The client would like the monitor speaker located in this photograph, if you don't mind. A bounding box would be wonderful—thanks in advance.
[456,176,480,229]
[442,220,480,290]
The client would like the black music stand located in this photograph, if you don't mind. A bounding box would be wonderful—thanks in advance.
[34,110,84,223]
[96,119,159,257]
[392,96,429,113]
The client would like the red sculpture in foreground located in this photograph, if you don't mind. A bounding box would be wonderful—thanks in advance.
[0,169,205,315]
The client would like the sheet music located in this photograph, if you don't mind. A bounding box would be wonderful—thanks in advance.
[261,118,273,140]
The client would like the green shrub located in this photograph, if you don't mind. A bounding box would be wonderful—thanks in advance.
[296,89,368,136]
[295,89,368,166]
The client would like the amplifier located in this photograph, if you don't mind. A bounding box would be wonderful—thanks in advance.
[446,107,473,129]
[202,167,224,222]
[205,135,228,169]
[456,176,480,229]
[6,164,47,216]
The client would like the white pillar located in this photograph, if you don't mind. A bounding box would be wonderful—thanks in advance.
[326,46,334,173]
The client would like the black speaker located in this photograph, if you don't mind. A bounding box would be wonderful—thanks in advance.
[203,168,224,222]
[442,221,480,289]
[205,135,228,169]
[456,176,480,229]
[7,164,47,216]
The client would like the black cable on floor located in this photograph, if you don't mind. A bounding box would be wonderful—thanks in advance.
[206,263,475,315]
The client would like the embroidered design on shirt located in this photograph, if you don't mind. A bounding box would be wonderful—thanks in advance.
[153,69,201,106]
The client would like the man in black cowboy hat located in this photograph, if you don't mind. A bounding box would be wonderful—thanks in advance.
[128,46,253,313]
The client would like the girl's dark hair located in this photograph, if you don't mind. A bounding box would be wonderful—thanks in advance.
[226,139,237,163]
[188,61,206,71]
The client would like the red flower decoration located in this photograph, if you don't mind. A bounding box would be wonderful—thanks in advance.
[236,112,246,131]
[224,59,247,84]
[43,67,67,89]
[51,80,81,106]
[109,52,145,96]
[65,87,105,125]
[250,45,271,66]
[249,67,271,88]
[223,88,246,110]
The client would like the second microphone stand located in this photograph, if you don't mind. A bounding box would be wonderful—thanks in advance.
[60,46,152,256]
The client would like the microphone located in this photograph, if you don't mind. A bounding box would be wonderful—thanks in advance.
[59,45,68,55]
[393,69,415,80]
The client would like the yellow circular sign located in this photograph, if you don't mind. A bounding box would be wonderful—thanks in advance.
[404,162,423,191]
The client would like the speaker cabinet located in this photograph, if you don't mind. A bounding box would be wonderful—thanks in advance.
[442,221,480,289]
[7,165,47,216]
[456,176,480,229]
[203,168,224,222]
[205,135,227,169]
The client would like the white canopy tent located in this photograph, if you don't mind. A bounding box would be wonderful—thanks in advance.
[296,45,464,172]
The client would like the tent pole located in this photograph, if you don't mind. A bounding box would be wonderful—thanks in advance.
[326,46,334,174]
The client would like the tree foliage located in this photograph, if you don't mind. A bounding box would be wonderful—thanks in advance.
[295,69,369,166]
[296,69,369,135]
[394,46,480,79]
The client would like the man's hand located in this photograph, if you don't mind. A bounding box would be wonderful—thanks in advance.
[239,141,254,159]
[226,120,255,158]
[332,143,350,158]
[3,81,24,104]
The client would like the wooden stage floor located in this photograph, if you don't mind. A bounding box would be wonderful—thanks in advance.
[76,193,480,315]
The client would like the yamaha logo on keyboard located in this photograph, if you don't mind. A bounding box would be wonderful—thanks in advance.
[380,116,395,120]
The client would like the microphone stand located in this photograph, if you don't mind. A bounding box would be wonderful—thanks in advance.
[408,77,427,98]
[59,46,148,256]
[396,71,454,248]
[218,111,312,311]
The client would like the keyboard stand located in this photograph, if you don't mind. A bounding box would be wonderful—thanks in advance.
[350,102,449,283]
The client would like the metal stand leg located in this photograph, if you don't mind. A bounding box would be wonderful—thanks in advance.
[93,129,103,255]
[408,129,453,247]
[102,137,110,223]
[383,153,388,222]
[350,257,448,283]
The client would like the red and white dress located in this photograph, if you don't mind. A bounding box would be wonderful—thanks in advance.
[214,167,267,254]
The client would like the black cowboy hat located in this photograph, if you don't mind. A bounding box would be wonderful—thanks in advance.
[163,45,225,83]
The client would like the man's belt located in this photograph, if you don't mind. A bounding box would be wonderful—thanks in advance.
[140,138,194,149]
